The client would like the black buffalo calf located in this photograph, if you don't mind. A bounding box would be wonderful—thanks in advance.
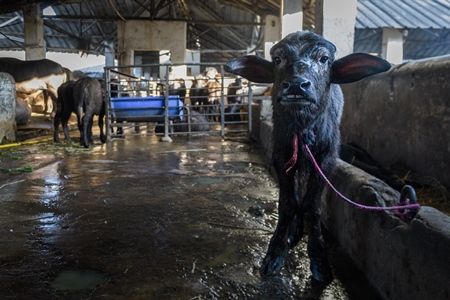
[73,77,106,148]
[54,80,76,142]
[225,31,390,283]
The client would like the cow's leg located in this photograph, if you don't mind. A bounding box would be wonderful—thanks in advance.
[61,110,72,142]
[87,116,94,143]
[260,153,298,277]
[303,167,333,283]
[43,90,50,118]
[53,106,61,142]
[62,119,71,142]
[46,89,58,119]
[81,112,92,148]
[98,105,106,143]
[75,107,84,144]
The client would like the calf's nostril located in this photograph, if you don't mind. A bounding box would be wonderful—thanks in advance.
[282,81,290,89]
[300,80,311,90]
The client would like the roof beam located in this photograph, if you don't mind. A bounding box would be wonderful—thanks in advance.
[43,15,265,26]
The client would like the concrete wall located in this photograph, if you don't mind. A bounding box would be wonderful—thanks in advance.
[340,55,450,188]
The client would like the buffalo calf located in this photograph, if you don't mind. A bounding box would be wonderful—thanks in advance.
[54,80,76,142]
[225,31,390,283]
[73,77,106,148]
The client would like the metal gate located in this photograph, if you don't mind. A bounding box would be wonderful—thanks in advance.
[104,63,271,141]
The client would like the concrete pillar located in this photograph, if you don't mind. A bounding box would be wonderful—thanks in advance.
[117,20,186,76]
[23,4,45,60]
[0,73,16,143]
[185,50,200,76]
[104,41,115,67]
[264,14,281,60]
[382,28,403,64]
[315,0,357,57]
[281,0,303,38]
[134,55,142,78]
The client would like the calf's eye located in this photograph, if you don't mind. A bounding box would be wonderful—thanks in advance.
[319,56,329,64]
[273,57,282,65]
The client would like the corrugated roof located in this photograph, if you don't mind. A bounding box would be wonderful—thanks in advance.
[354,28,450,60]
[356,0,450,29]
[1,0,450,62]
[0,0,273,63]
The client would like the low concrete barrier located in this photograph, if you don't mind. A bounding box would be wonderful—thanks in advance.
[323,160,450,300]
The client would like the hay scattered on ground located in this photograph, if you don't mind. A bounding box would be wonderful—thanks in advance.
[388,161,450,216]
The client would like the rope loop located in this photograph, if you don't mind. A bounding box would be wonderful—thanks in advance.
[297,133,420,220]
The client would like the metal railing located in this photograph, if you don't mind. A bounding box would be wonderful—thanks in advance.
[104,62,271,141]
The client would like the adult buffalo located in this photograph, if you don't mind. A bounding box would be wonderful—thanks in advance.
[0,57,67,117]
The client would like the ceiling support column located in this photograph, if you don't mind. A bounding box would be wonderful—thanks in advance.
[23,3,45,60]
[315,0,357,57]
[263,14,281,60]
[281,0,303,38]
[382,28,404,64]
[117,20,186,76]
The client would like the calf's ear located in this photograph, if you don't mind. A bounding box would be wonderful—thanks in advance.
[225,56,275,83]
[331,53,391,84]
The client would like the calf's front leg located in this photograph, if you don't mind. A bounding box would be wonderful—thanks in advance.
[260,154,298,276]
[304,168,334,283]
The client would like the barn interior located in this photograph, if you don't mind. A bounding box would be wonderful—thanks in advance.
[0,1,449,299]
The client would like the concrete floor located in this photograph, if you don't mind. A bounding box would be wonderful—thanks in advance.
[0,125,381,299]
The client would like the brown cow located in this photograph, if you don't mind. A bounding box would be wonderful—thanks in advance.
[0,58,68,118]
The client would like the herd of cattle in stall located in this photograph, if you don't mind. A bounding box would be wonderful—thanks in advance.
[0,57,264,146]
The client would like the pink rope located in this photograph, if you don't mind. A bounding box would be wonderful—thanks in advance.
[286,133,421,213]
[285,134,298,173]
[304,140,420,212]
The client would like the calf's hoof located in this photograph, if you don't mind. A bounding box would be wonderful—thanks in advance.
[100,134,107,143]
[310,258,333,284]
[259,254,284,277]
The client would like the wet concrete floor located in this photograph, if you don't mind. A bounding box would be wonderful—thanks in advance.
[0,130,381,299]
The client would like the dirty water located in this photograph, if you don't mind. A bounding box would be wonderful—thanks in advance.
[0,134,381,299]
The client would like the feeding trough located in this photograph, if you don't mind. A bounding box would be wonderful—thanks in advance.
[110,95,184,122]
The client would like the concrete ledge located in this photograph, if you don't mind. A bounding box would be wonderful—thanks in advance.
[323,160,450,300]
[259,116,450,300]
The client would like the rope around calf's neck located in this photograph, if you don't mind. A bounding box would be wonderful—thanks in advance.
[286,134,421,214]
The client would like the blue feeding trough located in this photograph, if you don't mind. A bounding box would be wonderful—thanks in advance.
[110,95,184,122]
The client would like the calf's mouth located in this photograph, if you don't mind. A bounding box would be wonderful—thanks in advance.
[279,94,314,106]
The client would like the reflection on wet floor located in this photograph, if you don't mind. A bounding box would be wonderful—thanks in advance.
[0,135,381,299]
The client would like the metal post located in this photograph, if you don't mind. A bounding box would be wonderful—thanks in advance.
[248,83,253,140]
[187,106,191,136]
[105,67,111,141]
[161,66,172,142]
[220,65,225,139]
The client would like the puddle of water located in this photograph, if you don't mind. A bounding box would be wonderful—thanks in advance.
[51,269,108,291]
[189,177,226,187]
[213,161,250,172]
[206,244,248,268]
[87,168,113,174]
